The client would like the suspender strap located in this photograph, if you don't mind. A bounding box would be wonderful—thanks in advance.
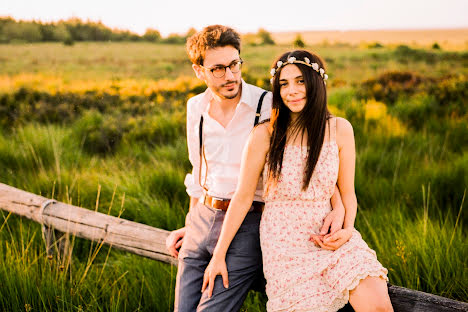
[198,116,208,191]
[199,116,204,158]
[254,91,268,127]
[198,90,268,190]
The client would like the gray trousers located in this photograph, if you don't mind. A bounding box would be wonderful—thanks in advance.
[174,202,264,312]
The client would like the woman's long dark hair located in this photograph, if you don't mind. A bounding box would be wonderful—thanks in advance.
[267,50,330,191]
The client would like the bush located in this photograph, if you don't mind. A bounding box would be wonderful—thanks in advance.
[257,28,275,45]
[429,77,467,118]
[368,42,384,49]
[162,34,185,44]
[73,111,124,155]
[293,34,305,48]
[394,45,437,64]
[358,71,428,104]
[124,111,185,146]
[63,37,74,46]
[143,28,161,42]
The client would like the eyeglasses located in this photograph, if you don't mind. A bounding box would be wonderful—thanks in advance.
[200,59,243,78]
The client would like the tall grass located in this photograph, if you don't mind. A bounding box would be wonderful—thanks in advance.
[0,43,466,310]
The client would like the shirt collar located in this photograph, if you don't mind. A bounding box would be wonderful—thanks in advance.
[200,79,256,112]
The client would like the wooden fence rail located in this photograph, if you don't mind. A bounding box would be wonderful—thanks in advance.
[0,182,467,312]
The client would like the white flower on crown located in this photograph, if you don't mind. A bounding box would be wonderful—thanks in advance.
[304,57,310,64]
[270,68,276,76]
[288,57,296,63]
[324,74,328,80]
[276,61,283,68]
[312,63,319,71]
[320,68,325,75]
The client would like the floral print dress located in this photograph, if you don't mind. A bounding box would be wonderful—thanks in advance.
[260,118,388,312]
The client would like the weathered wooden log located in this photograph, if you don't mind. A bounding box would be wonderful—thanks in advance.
[0,182,467,311]
[0,182,176,266]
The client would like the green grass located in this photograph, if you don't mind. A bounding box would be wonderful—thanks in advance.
[0,42,466,310]
[1,43,466,83]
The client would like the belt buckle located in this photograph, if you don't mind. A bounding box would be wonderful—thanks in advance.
[210,196,229,211]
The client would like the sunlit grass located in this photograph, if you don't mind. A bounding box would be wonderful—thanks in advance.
[0,43,466,310]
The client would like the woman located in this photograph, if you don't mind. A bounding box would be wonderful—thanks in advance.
[202,50,393,312]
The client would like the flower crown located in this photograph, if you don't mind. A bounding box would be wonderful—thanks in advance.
[270,56,328,84]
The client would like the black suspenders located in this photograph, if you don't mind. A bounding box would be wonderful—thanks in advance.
[254,91,268,127]
[198,91,268,189]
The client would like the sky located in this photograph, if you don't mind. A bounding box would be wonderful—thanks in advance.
[2,0,468,36]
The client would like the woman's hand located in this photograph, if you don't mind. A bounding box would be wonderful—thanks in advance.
[201,254,229,298]
[310,227,353,251]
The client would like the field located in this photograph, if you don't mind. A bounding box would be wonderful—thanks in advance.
[0,41,467,311]
[272,28,468,50]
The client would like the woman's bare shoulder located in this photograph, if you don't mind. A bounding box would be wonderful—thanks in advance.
[335,117,353,136]
[334,117,354,149]
[249,121,271,151]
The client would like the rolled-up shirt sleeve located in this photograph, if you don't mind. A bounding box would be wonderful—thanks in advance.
[184,97,204,198]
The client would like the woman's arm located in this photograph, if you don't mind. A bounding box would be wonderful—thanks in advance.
[315,117,356,250]
[202,123,271,296]
[335,117,357,229]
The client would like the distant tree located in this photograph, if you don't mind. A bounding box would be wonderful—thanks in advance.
[2,21,42,42]
[293,34,305,48]
[185,27,197,39]
[53,24,72,41]
[242,33,261,46]
[257,28,275,45]
[162,33,185,44]
[143,28,161,42]
[368,42,384,49]
[0,16,142,43]
[432,42,441,50]
[63,37,74,46]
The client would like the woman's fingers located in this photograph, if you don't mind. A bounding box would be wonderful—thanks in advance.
[201,266,229,298]
[208,274,215,298]
[324,230,343,244]
[221,268,229,288]
[201,272,209,293]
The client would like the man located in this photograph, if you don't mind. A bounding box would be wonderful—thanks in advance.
[166,25,344,311]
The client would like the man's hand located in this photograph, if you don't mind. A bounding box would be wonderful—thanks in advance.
[310,228,353,251]
[166,227,186,258]
[319,205,345,236]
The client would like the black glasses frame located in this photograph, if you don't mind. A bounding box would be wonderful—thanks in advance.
[200,59,243,78]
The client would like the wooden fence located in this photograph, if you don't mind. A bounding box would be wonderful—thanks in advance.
[0,182,467,312]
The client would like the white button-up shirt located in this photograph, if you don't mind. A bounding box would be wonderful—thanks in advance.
[184,80,272,202]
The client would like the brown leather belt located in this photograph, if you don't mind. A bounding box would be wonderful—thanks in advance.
[203,194,264,213]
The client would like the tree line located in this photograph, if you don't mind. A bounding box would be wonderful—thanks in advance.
[0,17,280,46]
[0,17,194,44]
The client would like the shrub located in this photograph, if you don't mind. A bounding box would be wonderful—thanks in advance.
[394,45,437,64]
[368,42,383,49]
[429,77,467,118]
[63,37,74,46]
[257,28,275,45]
[293,34,305,48]
[124,111,185,146]
[358,71,428,104]
[73,111,124,155]
[143,28,161,42]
